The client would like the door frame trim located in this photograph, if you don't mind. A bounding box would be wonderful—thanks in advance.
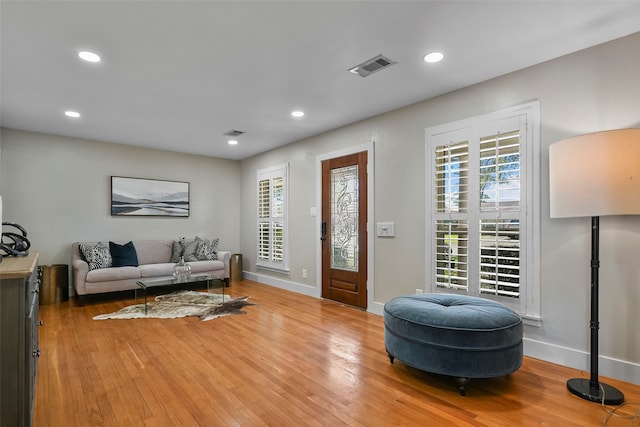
[315,142,374,311]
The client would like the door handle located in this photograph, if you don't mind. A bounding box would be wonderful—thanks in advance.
[321,222,326,241]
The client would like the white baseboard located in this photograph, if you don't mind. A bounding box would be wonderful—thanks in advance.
[243,271,319,298]
[246,274,639,386]
[523,338,640,386]
[369,301,385,316]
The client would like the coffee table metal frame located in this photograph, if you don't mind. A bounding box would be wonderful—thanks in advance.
[135,274,227,315]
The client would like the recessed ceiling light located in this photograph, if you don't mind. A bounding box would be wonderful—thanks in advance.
[78,51,101,63]
[291,111,304,118]
[65,111,81,118]
[228,139,238,145]
[423,51,444,63]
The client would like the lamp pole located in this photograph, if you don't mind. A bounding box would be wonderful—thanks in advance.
[566,216,623,405]
[589,216,600,394]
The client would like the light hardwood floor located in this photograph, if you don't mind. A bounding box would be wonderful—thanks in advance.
[35,280,639,426]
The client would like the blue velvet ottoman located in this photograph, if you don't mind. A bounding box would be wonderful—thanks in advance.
[383,293,523,395]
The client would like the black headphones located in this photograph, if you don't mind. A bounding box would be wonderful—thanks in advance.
[1,222,31,258]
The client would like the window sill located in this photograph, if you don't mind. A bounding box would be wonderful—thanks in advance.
[521,315,542,327]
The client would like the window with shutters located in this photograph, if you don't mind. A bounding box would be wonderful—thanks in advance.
[257,164,289,272]
[426,101,540,319]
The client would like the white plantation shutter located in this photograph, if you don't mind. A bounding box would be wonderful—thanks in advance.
[432,129,471,292]
[479,219,520,297]
[258,221,270,260]
[479,130,521,211]
[435,219,469,290]
[477,119,523,302]
[272,177,284,217]
[426,102,540,318]
[435,141,469,213]
[257,164,289,271]
[258,178,271,262]
[272,221,284,261]
[258,179,270,218]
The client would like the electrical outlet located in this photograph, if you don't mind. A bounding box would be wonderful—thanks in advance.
[302,269,307,279]
[415,288,424,294]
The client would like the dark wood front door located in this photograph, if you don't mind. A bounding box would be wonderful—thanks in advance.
[321,151,368,309]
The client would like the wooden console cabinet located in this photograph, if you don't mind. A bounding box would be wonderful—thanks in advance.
[0,252,40,427]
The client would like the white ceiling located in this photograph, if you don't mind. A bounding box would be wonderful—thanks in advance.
[2,1,639,160]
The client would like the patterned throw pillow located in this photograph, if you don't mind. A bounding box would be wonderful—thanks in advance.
[79,242,113,271]
[196,237,219,260]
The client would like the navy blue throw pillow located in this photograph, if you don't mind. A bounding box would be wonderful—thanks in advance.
[109,241,139,267]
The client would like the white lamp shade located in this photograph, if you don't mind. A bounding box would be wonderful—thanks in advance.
[549,128,640,218]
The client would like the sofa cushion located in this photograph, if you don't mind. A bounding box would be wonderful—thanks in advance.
[79,242,112,271]
[109,241,139,267]
[139,263,174,278]
[133,240,173,264]
[86,266,140,282]
[190,260,224,274]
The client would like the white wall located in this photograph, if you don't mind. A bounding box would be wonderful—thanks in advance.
[239,32,640,384]
[0,129,242,270]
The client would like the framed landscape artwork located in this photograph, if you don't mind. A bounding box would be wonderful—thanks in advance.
[111,176,190,217]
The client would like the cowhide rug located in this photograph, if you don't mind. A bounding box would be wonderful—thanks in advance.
[93,291,255,321]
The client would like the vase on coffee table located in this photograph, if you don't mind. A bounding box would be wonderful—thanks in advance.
[173,256,192,282]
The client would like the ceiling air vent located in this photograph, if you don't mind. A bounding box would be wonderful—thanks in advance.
[349,54,397,78]
[223,129,245,137]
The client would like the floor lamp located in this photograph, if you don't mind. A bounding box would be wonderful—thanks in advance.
[549,128,640,405]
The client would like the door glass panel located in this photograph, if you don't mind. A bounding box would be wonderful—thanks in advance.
[331,165,358,271]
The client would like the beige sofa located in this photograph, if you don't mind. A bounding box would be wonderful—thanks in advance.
[71,239,230,296]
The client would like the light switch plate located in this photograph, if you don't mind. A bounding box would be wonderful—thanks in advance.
[376,222,395,237]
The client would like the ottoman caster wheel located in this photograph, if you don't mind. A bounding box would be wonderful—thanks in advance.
[456,377,471,396]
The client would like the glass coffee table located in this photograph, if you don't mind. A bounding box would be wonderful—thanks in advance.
[136,274,227,315]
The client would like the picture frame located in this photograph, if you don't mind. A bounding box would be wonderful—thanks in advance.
[111,176,190,217]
